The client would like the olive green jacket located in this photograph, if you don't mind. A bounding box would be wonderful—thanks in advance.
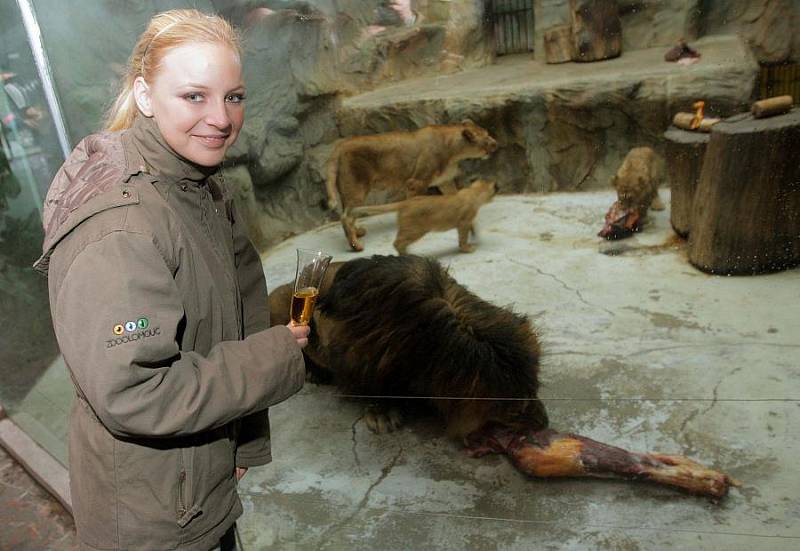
[34,116,305,550]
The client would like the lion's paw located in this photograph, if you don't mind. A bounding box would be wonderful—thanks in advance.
[365,405,403,434]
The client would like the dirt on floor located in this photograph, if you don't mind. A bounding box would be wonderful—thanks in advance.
[0,445,78,550]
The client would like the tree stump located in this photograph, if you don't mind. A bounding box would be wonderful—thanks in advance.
[663,126,710,237]
[544,25,574,64]
[569,0,622,62]
[688,109,800,275]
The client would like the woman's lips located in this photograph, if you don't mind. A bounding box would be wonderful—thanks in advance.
[195,135,228,148]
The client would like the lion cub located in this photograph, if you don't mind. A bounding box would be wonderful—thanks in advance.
[613,146,666,215]
[599,147,667,239]
[351,179,497,254]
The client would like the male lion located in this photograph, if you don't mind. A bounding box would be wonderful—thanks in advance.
[351,179,497,254]
[268,257,737,498]
[269,255,548,437]
[325,121,498,252]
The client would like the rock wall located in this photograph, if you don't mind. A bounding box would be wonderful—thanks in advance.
[533,0,800,64]
[28,0,796,250]
[700,0,800,65]
[231,1,791,249]
[334,35,758,196]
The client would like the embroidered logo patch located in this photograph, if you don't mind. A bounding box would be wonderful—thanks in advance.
[106,317,159,349]
[111,318,149,334]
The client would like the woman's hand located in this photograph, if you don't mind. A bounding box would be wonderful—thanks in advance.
[286,323,310,348]
[235,467,248,481]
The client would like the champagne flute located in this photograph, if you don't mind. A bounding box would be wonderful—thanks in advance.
[290,248,333,325]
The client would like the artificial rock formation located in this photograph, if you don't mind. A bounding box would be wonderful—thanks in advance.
[569,0,622,62]
[29,0,789,250]
[335,35,757,197]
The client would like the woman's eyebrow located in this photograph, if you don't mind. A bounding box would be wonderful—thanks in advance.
[176,83,245,92]
[177,83,211,90]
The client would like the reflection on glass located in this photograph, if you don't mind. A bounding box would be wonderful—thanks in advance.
[0,1,64,462]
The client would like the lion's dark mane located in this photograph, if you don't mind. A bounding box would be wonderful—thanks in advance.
[317,255,545,433]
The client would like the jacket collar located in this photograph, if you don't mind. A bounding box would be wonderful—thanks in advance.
[128,115,218,185]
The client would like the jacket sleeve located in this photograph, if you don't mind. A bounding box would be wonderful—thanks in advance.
[52,229,305,439]
[230,200,276,466]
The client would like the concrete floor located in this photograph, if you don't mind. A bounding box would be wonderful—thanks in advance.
[244,190,799,550]
[7,190,799,549]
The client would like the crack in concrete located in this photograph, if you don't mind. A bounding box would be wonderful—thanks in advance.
[679,366,743,452]
[316,447,404,550]
[507,258,615,317]
[351,413,366,469]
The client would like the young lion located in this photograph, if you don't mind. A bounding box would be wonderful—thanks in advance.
[325,120,498,251]
[612,146,666,215]
[350,179,497,254]
[599,146,666,239]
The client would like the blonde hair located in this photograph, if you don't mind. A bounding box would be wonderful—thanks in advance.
[104,9,241,131]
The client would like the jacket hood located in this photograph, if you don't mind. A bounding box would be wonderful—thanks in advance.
[33,115,219,275]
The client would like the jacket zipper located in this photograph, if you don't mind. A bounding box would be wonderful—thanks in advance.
[177,469,187,519]
[201,187,242,335]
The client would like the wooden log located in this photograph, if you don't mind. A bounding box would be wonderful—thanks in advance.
[664,126,710,237]
[688,109,800,274]
[466,423,739,500]
[543,25,574,64]
[751,95,793,119]
[672,112,721,132]
[569,0,622,62]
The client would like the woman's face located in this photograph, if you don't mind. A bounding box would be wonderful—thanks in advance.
[135,42,245,167]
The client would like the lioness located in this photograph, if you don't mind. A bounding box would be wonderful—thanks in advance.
[325,120,498,251]
[351,179,497,254]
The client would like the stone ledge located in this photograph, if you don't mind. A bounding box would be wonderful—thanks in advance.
[335,35,759,193]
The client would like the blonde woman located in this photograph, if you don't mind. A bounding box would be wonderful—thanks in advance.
[34,10,308,550]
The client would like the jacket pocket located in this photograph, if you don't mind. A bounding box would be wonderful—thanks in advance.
[187,424,236,514]
[177,447,202,528]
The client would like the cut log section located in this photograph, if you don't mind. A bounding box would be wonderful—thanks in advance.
[689,108,800,274]
[672,112,721,132]
[664,126,710,237]
[569,0,622,62]
[751,95,793,119]
[466,423,739,500]
[544,25,574,64]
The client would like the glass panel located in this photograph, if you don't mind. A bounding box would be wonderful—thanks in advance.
[3,1,799,548]
[31,0,163,145]
[1,1,65,460]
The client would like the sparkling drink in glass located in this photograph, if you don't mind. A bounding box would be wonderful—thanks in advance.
[290,248,332,325]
